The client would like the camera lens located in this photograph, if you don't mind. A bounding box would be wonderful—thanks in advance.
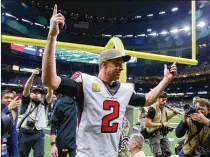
[184,104,191,112]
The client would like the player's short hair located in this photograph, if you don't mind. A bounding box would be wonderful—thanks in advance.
[1,89,15,98]
[197,98,210,109]
[159,92,168,98]
[130,133,145,149]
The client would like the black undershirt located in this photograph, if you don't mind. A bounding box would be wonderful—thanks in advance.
[146,106,165,120]
[56,77,146,107]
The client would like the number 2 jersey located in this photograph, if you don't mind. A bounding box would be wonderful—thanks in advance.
[74,72,134,157]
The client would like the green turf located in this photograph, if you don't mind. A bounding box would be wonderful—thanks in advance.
[28,109,183,157]
[29,136,51,157]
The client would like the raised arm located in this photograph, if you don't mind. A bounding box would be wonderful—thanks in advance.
[22,69,39,97]
[46,87,53,104]
[42,4,64,90]
[129,63,177,107]
[144,63,177,106]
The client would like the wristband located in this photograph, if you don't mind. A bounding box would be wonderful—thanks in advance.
[51,142,56,146]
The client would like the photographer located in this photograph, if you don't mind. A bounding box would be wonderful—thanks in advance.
[145,92,178,157]
[18,69,53,157]
[176,98,210,157]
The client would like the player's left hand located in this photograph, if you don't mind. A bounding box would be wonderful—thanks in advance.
[164,62,177,81]
[191,110,209,124]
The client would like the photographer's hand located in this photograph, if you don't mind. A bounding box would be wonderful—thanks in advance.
[162,122,168,127]
[182,112,187,123]
[32,69,40,75]
[8,96,21,111]
[173,110,179,116]
[191,111,209,125]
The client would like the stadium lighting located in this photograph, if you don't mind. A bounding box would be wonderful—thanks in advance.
[179,26,190,32]
[159,31,168,35]
[135,16,141,19]
[197,21,205,27]
[22,19,33,24]
[102,34,112,37]
[159,11,165,15]
[170,29,179,34]
[147,14,153,17]
[5,13,16,19]
[183,26,190,31]
[136,34,146,37]
[171,7,178,12]
[124,35,133,37]
[114,35,122,37]
[147,29,152,32]
[35,22,45,28]
[148,32,157,36]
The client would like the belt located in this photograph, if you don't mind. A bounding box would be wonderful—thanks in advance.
[20,128,42,134]
[152,129,164,136]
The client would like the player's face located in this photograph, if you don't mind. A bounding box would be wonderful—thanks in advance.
[104,58,124,81]
[30,91,42,102]
[2,93,14,106]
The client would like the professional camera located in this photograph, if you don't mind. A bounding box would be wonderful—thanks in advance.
[184,104,199,116]
[26,119,35,129]
[162,126,175,135]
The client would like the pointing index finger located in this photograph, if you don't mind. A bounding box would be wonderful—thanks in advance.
[172,61,177,65]
[53,4,57,16]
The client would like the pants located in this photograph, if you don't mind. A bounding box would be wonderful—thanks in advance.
[1,153,9,157]
[18,130,45,157]
[58,148,76,157]
[148,134,171,157]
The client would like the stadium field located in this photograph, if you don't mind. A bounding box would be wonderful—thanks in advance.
[29,109,183,157]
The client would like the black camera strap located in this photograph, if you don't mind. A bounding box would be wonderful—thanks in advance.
[17,105,39,131]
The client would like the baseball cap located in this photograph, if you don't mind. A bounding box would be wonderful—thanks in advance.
[31,87,43,94]
[99,49,131,65]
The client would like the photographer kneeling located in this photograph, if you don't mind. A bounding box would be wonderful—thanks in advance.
[176,98,210,157]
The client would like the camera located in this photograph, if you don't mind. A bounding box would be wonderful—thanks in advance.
[26,120,35,128]
[184,104,199,115]
[162,126,175,135]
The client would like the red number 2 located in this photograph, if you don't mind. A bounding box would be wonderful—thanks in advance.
[101,100,120,133]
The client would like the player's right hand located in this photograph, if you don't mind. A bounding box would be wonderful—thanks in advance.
[48,4,65,37]
[51,144,58,157]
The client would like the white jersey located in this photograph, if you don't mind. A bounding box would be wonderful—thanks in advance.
[73,72,134,157]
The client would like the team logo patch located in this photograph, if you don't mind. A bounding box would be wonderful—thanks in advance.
[92,83,101,92]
